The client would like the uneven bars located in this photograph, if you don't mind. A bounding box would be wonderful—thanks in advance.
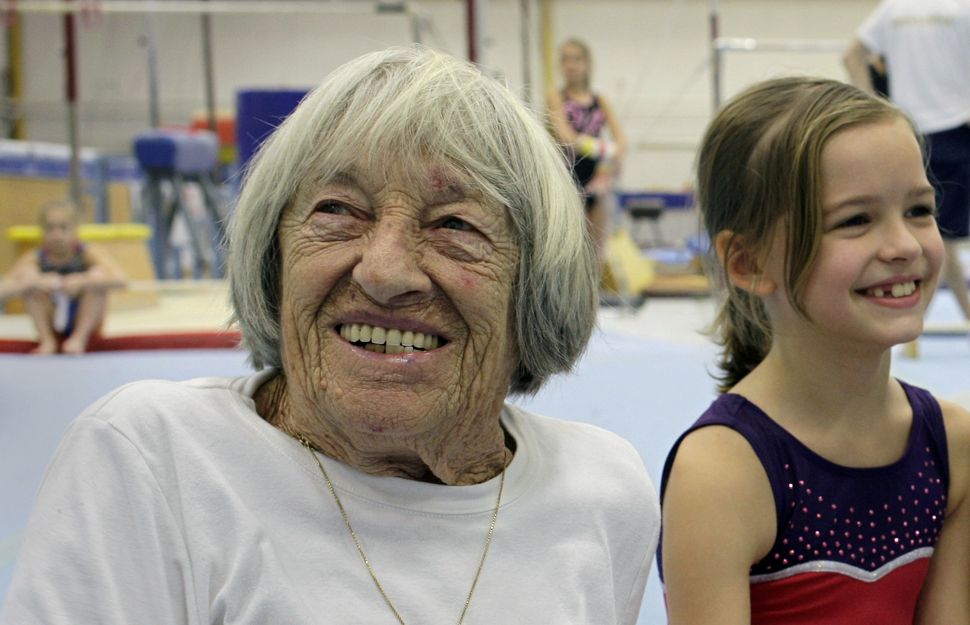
[715,37,847,54]
[10,1,411,15]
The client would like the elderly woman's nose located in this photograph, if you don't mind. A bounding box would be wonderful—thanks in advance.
[352,219,433,305]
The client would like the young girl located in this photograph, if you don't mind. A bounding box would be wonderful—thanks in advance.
[546,38,626,265]
[659,77,970,624]
[2,200,125,354]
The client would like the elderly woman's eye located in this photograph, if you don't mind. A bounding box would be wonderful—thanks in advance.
[314,201,352,215]
[440,216,475,231]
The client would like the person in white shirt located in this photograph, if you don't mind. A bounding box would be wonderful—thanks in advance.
[0,46,660,625]
[845,0,970,324]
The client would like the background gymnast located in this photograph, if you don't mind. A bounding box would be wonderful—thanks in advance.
[1,200,125,354]
[546,38,626,273]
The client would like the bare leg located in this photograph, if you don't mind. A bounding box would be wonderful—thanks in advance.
[61,289,107,355]
[23,292,59,354]
[941,240,970,321]
[586,195,610,278]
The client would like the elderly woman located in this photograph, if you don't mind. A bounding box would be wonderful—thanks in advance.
[0,47,659,624]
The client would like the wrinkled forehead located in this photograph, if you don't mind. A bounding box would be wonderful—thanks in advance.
[280,72,516,221]
[293,149,495,208]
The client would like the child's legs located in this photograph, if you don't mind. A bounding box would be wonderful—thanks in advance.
[585,194,610,269]
[23,291,58,353]
[942,239,970,320]
[62,289,107,354]
[928,126,970,319]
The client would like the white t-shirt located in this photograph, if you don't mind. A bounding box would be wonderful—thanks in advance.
[0,371,659,625]
[858,0,970,134]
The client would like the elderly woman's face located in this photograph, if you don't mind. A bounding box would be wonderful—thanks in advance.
[276,161,520,437]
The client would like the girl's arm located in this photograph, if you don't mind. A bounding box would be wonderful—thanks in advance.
[662,425,776,625]
[0,275,20,302]
[545,88,579,146]
[842,39,877,95]
[596,94,626,164]
[1,249,46,300]
[72,243,127,293]
[916,400,970,625]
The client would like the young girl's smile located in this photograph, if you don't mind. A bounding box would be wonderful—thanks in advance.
[769,117,944,351]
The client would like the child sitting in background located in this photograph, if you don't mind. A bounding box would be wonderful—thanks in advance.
[659,77,970,624]
[2,200,125,354]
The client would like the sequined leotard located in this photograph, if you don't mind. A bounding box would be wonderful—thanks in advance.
[562,91,606,211]
[658,381,949,625]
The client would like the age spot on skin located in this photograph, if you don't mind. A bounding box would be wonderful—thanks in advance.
[427,166,465,198]
[429,169,449,192]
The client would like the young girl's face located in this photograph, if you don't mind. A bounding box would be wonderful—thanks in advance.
[765,116,944,350]
[42,205,80,257]
[559,43,589,87]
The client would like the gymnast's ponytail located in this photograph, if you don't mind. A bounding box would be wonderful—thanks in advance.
[711,279,772,394]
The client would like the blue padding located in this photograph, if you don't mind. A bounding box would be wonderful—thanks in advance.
[0,140,101,179]
[618,191,695,211]
[685,232,710,256]
[236,88,309,169]
[133,130,219,174]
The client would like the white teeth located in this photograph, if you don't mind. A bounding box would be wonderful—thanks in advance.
[371,326,386,345]
[867,281,916,298]
[339,323,441,352]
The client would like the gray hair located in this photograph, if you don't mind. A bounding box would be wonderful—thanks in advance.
[227,46,597,394]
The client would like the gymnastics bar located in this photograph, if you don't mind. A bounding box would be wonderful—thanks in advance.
[707,0,848,110]
[715,38,848,54]
[711,36,848,110]
[10,1,413,16]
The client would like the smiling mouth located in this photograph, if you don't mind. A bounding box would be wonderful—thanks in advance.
[338,323,445,354]
[858,280,919,299]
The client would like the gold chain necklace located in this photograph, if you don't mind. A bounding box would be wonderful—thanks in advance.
[296,434,505,625]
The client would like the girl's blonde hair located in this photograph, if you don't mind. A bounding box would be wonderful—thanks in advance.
[698,76,916,392]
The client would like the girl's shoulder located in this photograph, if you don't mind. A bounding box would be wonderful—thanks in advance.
[659,399,779,582]
[937,397,970,438]
[661,393,780,501]
[938,397,970,501]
